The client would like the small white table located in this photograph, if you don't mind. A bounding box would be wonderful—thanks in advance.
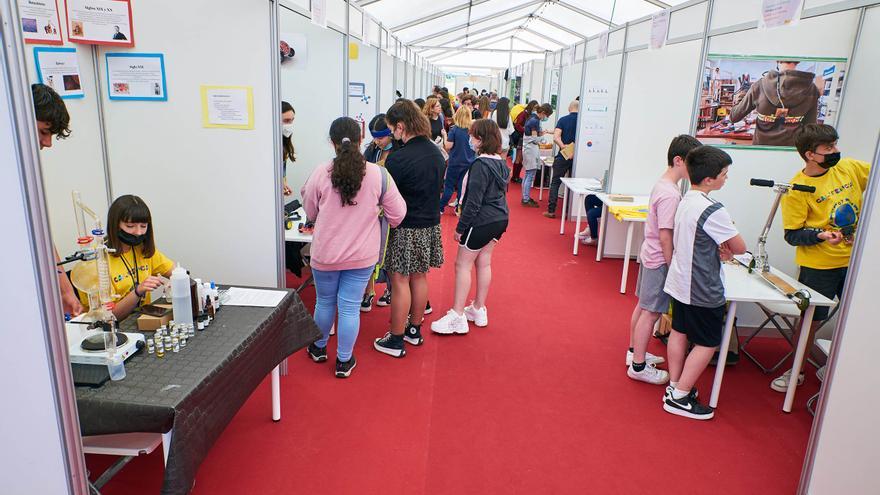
[711,263,836,413]
[284,207,313,244]
[594,193,649,294]
[558,177,604,255]
[537,151,555,201]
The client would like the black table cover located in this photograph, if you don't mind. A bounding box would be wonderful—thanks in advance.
[75,289,320,494]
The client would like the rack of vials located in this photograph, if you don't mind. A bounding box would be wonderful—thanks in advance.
[144,315,215,358]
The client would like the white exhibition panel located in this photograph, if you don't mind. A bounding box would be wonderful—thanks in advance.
[531,60,545,103]
[407,63,416,98]
[394,58,405,97]
[280,8,344,205]
[625,19,652,48]
[102,0,278,287]
[326,0,347,31]
[1,54,72,495]
[610,40,701,195]
[710,0,763,29]
[668,1,708,40]
[558,61,582,122]
[379,52,394,114]
[348,41,378,125]
[573,54,623,182]
[27,8,108,257]
[836,6,880,161]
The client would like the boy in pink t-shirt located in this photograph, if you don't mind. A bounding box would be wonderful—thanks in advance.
[626,135,702,385]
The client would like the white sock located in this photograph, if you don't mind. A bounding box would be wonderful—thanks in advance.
[670,381,678,389]
[672,388,689,400]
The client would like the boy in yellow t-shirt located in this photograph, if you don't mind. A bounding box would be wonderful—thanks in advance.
[774,124,870,392]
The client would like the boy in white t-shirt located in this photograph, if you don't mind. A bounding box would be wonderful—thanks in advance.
[662,146,747,420]
[627,135,702,385]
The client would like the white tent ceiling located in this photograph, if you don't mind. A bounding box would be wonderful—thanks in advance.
[360,0,691,69]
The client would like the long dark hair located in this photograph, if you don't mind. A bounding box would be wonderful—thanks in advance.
[440,98,453,118]
[524,100,539,115]
[495,97,510,128]
[281,101,295,163]
[385,99,431,139]
[107,195,156,258]
[329,117,366,206]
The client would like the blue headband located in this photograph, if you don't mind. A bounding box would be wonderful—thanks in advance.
[370,127,392,138]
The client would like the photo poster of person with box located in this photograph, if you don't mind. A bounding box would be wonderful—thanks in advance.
[64,0,134,47]
[34,47,84,99]
[279,33,308,71]
[18,0,63,45]
[106,53,167,101]
[694,55,847,148]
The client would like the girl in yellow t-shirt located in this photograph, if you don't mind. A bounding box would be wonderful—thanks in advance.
[79,195,175,320]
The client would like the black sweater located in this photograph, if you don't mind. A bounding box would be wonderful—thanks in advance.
[457,157,510,234]
[385,136,445,228]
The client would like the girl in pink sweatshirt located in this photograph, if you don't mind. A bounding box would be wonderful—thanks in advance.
[301,117,406,378]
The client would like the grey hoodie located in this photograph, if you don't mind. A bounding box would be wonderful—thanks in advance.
[456,157,511,235]
[730,69,820,146]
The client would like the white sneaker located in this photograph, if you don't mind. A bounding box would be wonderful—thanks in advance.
[463,304,488,327]
[430,310,469,335]
[627,363,669,385]
[580,236,596,245]
[626,350,665,367]
[771,369,805,392]
[577,228,592,239]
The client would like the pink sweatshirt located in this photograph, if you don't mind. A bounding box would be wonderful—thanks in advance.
[301,160,407,271]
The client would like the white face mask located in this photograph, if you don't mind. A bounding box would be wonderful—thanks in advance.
[469,138,480,153]
[282,123,294,138]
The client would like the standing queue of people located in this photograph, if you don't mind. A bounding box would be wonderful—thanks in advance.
[298,90,533,378]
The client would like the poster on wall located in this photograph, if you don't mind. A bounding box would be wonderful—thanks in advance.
[759,0,804,29]
[311,0,327,28]
[106,53,166,101]
[694,55,847,148]
[18,0,63,45]
[200,85,254,130]
[580,84,616,155]
[34,47,84,99]
[650,10,670,50]
[65,0,134,47]
[279,32,307,70]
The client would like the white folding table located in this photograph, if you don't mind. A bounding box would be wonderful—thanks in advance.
[558,177,604,256]
[593,193,649,294]
[711,263,836,413]
[281,207,313,377]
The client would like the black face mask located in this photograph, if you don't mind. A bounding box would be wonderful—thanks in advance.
[118,229,146,246]
[816,151,841,169]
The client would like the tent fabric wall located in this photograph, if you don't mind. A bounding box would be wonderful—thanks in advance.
[101,0,278,287]
[380,52,395,114]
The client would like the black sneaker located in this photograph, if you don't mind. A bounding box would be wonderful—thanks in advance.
[374,332,406,358]
[360,293,374,313]
[307,343,327,363]
[663,386,698,404]
[710,351,740,367]
[335,356,357,378]
[376,288,391,307]
[424,301,433,315]
[663,393,714,420]
[403,323,424,346]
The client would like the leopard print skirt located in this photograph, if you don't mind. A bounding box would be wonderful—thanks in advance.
[385,224,444,275]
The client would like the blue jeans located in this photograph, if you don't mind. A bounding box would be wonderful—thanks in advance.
[585,194,603,237]
[312,265,375,362]
[440,165,469,210]
[522,169,537,201]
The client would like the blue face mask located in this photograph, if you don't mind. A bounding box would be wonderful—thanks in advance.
[382,142,393,151]
[541,117,549,122]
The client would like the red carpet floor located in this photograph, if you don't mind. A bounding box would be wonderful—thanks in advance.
[87,181,820,494]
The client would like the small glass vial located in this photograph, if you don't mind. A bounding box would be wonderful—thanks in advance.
[154,328,163,340]
[156,341,165,358]
[146,338,155,354]
[180,336,187,348]
[197,320,205,331]
[188,324,195,338]
[164,335,172,348]
[172,336,180,353]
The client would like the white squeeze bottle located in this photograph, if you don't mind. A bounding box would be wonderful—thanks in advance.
[171,264,194,327]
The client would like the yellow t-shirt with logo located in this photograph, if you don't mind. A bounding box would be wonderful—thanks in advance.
[781,157,870,269]
[78,246,175,309]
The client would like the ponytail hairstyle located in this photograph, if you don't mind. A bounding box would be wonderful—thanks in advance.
[328,117,366,206]
[495,97,510,128]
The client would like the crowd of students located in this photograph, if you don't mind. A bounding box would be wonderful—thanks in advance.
[37,74,866,417]
[298,87,540,378]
